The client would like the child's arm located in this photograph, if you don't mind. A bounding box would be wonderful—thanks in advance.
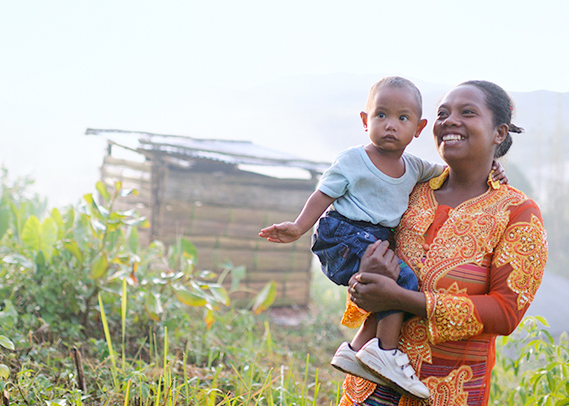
[259,190,335,243]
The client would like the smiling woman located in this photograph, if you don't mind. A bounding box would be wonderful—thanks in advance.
[340,80,547,406]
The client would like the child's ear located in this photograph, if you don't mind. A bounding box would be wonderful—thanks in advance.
[414,119,428,138]
[360,111,368,131]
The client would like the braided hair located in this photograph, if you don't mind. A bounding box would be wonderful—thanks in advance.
[460,80,523,158]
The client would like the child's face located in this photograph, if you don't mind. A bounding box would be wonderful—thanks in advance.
[361,86,427,154]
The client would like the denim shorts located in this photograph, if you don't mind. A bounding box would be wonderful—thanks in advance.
[311,211,418,320]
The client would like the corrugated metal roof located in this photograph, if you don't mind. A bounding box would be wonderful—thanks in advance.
[86,128,329,173]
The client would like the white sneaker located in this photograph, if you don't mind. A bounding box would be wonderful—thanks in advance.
[356,338,430,400]
[331,342,390,386]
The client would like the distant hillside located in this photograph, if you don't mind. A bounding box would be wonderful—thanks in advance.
[3,72,567,274]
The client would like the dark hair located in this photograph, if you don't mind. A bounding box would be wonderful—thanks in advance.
[460,80,524,158]
[366,76,423,117]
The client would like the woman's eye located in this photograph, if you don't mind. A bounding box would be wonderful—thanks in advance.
[437,111,448,118]
[462,109,475,115]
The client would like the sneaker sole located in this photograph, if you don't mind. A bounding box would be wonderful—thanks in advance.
[331,357,390,386]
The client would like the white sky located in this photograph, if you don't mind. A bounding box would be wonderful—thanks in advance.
[1,0,569,205]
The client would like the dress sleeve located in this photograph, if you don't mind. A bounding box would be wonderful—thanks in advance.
[424,199,547,344]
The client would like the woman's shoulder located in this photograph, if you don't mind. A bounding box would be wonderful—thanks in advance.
[498,184,543,220]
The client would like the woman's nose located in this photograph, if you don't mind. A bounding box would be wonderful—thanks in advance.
[442,112,460,126]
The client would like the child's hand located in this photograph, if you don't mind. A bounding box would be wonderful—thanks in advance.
[491,161,509,184]
[259,222,303,243]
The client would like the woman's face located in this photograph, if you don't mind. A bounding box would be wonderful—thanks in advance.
[433,85,505,165]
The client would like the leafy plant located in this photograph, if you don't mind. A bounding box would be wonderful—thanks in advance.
[491,316,569,405]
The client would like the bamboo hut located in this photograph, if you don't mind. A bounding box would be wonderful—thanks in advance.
[87,129,330,306]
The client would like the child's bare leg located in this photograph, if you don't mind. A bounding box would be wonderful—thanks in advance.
[376,312,404,350]
[350,313,377,351]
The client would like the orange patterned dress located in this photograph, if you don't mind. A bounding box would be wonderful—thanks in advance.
[340,170,548,406]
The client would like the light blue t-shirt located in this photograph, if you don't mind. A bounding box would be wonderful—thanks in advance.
[318,146,445,228]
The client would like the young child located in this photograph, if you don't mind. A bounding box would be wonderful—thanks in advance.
[259,77,503,400]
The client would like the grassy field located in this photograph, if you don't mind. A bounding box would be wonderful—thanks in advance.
[1,173,568,405]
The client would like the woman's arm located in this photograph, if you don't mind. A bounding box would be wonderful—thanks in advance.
[424,200,547,343]
[350,199,547,345]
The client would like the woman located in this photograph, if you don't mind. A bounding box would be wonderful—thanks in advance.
[339,80,548,406]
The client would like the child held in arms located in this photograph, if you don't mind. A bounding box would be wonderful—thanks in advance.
[259,77,506,400]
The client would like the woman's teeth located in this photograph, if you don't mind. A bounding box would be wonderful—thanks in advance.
[442,134,465,142]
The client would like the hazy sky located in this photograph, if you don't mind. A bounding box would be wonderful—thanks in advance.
[1,0,569,205]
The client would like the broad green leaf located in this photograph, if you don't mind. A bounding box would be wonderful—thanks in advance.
[180,238,197,259]
[208,284,230,306]
[144,293,162,321]
[252,281,277,315]
[2,254,33,269]
[557,397,569,406]
[172,285,207,307]
[50,208,64,239]
[90,252,109,280]
[21,216,57,260]
[0,206,10,241]
[63,240,83,263]
[83,193,103,219]
[21,215,40,250]
[0,364,9,379]
[114,181,123,194]
[128,227,139,254]
[0,335,14,350]
[96,181,111,202]
[40,218,57,259]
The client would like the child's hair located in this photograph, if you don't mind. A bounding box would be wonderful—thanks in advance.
[460,80,524,158]
[365,76,423,117]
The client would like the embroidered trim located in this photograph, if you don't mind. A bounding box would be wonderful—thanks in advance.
[398,316,432,372]
[429,167,449,190]
[341,294,370,328]
[493,214,548,310]
[488,170,501,190]
[426,283,483,344]
[397,183,527,293]
[342,374,377,404]
[399,365,474,406]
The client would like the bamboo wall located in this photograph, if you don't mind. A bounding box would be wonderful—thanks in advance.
[101,154,317,306]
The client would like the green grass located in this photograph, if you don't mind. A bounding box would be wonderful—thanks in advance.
[0,266,350,405]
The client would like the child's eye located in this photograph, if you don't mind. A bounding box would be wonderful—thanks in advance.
[399,115,409,121]
[377,112,386,118]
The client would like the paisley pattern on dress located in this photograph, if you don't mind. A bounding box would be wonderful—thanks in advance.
[494,214,548,310]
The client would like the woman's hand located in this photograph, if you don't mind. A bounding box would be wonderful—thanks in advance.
[359,240,401,281]
[348,272,399,313]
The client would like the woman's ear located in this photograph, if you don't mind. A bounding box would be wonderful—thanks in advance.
[360,111,368,131]
[494,123,509,144]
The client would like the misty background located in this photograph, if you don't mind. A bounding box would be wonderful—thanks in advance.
[1,1,568,333]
